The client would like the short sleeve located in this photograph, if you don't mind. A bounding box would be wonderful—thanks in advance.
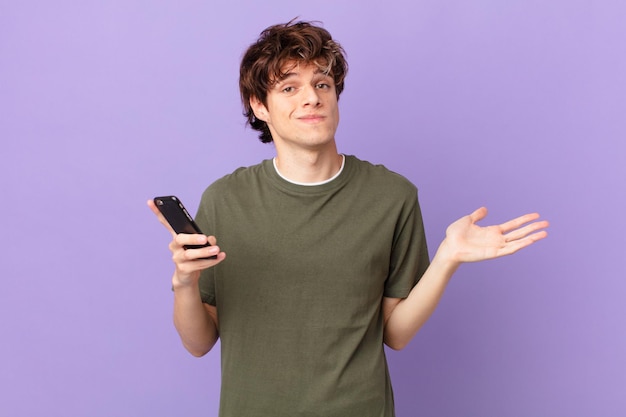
[383,189,430,299]
[194,186,218,306]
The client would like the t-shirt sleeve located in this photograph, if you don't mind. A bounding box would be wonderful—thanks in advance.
[194,186,218,306]
[383,189,430,299]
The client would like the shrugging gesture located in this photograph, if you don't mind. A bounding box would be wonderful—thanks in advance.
[383,207,549,350]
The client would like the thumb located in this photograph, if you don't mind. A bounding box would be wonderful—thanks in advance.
[468,206,488,224]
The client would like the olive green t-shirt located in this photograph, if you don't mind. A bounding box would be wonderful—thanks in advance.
[195,155,430,417]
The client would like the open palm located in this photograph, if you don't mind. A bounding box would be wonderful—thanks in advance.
[444,207,549,263]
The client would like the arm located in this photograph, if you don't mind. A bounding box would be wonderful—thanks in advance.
[172,268,221,357]
[383,207,549,350]
[147,200,226,357]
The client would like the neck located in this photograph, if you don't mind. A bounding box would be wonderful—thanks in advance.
[274,146,343,184]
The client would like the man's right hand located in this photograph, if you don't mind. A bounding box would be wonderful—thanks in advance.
[147,199,226,288]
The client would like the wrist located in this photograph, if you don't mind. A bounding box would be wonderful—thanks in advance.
[433,239,463,270]
[171,271,200,291]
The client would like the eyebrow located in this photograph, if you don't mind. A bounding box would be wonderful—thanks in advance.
[276,69,332,84]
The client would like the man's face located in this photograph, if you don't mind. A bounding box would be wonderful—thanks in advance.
[251,61,340,151]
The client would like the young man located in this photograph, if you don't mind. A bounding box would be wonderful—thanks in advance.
[148,20,548,417]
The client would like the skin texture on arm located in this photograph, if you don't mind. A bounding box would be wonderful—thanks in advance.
[147,200,226,357]
[172,273,220,357]
[383,207,549,350]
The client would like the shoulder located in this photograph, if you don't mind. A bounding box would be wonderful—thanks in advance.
[346,155,418,196]
[200,160,269,198]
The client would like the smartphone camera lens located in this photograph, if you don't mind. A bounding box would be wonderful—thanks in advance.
[156,199,163,206]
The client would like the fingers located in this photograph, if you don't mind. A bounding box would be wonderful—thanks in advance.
[174,250,226,280]
[469,207,488,223]
[504,219,550,242]
[498,213,549,256]
[499,215,549,256]
[174,244,223,263]
[170,234,226,277]
[498,212,542,233]
[499,229,548,256]
[170,233,224,261]
[471,208,548,235]
[170,233,211,257]
[174,232,210,247]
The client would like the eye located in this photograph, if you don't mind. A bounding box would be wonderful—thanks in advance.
[316,83,330,89]
[282,86,294,93]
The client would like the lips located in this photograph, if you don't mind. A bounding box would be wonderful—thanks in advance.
[298,114,325,122]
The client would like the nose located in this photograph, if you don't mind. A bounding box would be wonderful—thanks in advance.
[302,85,321,107]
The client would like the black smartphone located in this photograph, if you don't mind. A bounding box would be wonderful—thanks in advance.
[153,195,216,259]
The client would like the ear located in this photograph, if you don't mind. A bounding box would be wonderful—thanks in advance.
[249,96,269,122]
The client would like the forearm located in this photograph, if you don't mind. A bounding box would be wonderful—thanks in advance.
[172,277,219,357]
[384,242,460,350]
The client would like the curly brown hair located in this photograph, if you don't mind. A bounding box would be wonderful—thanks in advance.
[239,20,348,143]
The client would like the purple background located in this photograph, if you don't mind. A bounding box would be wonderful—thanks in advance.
[2,1,625,416]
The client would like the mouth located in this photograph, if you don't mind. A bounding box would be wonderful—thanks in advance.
[298,115,326,123]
